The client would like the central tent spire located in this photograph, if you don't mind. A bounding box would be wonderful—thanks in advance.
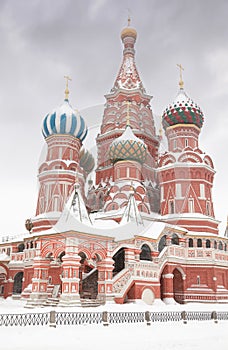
[111,19,145,92]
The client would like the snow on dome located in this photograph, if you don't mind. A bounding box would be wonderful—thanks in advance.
[109,125,147,164]
[42,99,88,141]
[162,88,204,130]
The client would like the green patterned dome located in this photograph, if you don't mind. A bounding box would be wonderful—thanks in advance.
[162,89,204,130]
[109,126,147,164]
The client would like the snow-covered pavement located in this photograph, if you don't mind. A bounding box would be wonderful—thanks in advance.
[0,298,228,350]
[1,319,227,350]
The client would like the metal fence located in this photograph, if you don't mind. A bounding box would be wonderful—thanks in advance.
[55,311,102,325]
[0,312,49,326]
[150,311,182,322]
[0,310,227,327]
[108,311,145,324]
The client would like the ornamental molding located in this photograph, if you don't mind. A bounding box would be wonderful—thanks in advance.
[162,273,174,279]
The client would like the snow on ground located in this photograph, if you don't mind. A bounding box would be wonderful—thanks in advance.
[1,297,228,313]
[1,321,228,350]
[0,298,228,350]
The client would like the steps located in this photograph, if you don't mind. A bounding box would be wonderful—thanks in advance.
[81,269,98,299]
[80,298,103,308]
[42,297,59,307]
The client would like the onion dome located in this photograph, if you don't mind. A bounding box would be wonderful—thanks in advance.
[42,77,88,141]
[79,147,95,174]
[162,67,204,130]
[121,16,137,40]
[42,99,87,141]
[162,89,204,130]
[121,26,137,40]
[109,125,147,164]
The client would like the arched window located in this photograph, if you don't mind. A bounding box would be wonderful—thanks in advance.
[140,244,152,261]
[224,243,227,252]
[79,252,87,264]
[218,241,223,250]
[188,199,194,213]
[18,243,25,252]
[13,272,23,294]
[214,241,217,250]
[206,202,211,216]
[185,138,188,147]
[169,200,175,214]
[206,239,211,248]
[188,238,193,248]
[58,251,65,262]
[197,239,202,248]
[158,235,167,253]
[53,196,59,211]
[171,234,179,245]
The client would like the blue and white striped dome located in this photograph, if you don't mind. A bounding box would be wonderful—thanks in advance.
[42,99,88,141]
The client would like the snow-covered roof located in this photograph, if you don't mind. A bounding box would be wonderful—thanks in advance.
[121,192,143,226]
[0,252,10,261]
[161,212,220,222]
[32,206,188,243]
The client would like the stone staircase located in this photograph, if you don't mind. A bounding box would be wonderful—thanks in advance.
[80,298,104,307]
[80,268,98,300]
[24,284,61,308]
[42,284,60,307]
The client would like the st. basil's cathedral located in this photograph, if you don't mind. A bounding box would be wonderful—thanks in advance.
[0,20,228,307]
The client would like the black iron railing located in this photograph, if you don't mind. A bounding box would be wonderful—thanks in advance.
[150,311,182,322]
[108,311,145,324]
[55,311,102,325]
[0,310,227,327]
[0,312,49,326]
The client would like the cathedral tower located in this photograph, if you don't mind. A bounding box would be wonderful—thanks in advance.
[92,19,160,214]
[158,67,219,234]
[32,78,90,232]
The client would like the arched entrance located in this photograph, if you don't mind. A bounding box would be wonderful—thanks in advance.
[13,272,23,294]
[113,248,125,275]
[0,265,8,297]
[171,234,179,245]
[140,244,152,261]
[173,268,184,304]
[158,235,167,253]
[0,273,6,295]
[79,252,98,299]
[160,267,184,304]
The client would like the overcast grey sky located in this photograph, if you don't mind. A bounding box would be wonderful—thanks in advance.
[0,0,227,236]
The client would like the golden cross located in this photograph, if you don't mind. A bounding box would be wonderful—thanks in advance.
[64,75,72,100]
[177,64,184,89]
[127,8,131,26]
